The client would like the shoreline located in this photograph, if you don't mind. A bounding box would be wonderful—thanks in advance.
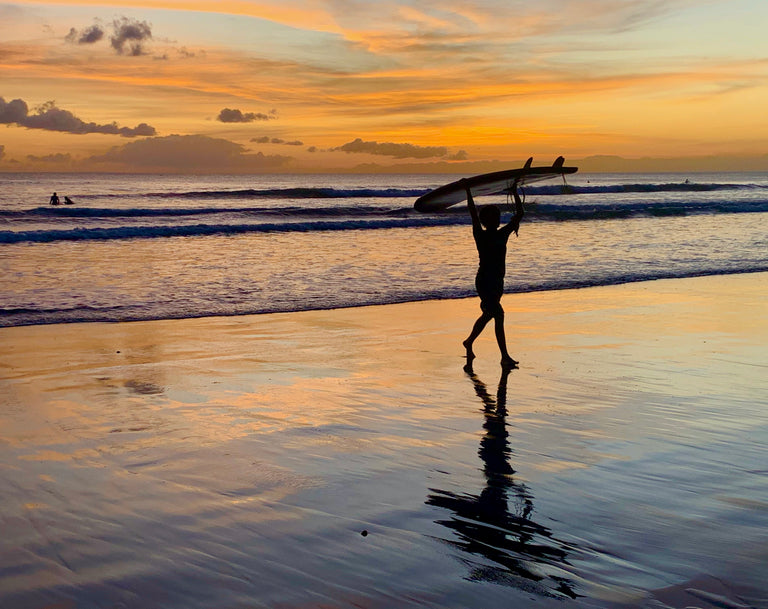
[1,272,767,608]
[3,268,768,330]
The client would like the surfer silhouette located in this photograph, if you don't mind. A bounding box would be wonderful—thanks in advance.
[49,192,60,206]
[462,179,524,368]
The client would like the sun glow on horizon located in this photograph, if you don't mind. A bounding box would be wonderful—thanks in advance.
[1,0,767,172]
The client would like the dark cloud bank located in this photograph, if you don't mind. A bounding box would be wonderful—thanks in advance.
[0,96,156,137]
[91,134,294,172]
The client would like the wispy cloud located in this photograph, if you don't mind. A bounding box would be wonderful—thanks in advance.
[27,152,73,163]
[251,136,303,145]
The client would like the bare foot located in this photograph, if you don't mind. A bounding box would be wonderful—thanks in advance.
[462,339,475,363]
[500,356,518,369]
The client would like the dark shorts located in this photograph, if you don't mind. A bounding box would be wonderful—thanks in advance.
[475,273,503,314]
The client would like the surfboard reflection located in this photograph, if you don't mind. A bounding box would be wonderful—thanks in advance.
[426,367,578,599]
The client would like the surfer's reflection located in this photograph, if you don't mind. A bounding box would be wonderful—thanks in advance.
[426,366,578,598]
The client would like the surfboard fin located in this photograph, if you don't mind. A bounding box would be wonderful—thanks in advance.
[553,156,565,168]
[523,157,533,169]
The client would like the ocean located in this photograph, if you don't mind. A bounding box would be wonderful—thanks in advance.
[1,171,767,328]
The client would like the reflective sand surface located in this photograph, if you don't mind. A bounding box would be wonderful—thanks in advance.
[1,274,767,608]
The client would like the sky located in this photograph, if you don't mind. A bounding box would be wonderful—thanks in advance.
[1,0,767,173]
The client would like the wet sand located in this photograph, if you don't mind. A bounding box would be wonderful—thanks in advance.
[1,273,767,608]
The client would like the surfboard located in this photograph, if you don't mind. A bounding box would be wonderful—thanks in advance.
[413,157,578,212]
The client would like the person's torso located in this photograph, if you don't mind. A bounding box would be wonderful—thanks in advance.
[474,228,509,278]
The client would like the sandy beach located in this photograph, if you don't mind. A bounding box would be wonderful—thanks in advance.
[1,273,767,608]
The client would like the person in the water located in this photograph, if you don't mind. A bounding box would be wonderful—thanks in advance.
[462,179,524,369]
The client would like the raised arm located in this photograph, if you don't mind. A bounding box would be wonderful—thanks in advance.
[505,183,525,236]
[463,179,481,230]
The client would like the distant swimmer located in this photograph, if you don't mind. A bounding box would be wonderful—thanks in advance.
[64,196,74,205]
[49,192,60,205]
[462,178,524,369]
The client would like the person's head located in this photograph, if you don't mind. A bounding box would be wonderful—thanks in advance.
[479,204,500,229]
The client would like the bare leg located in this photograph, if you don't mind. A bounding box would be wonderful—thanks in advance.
[463,311,492,364]
[493,308,518,368]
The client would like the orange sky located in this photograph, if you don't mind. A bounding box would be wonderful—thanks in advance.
[1,0,767,172]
